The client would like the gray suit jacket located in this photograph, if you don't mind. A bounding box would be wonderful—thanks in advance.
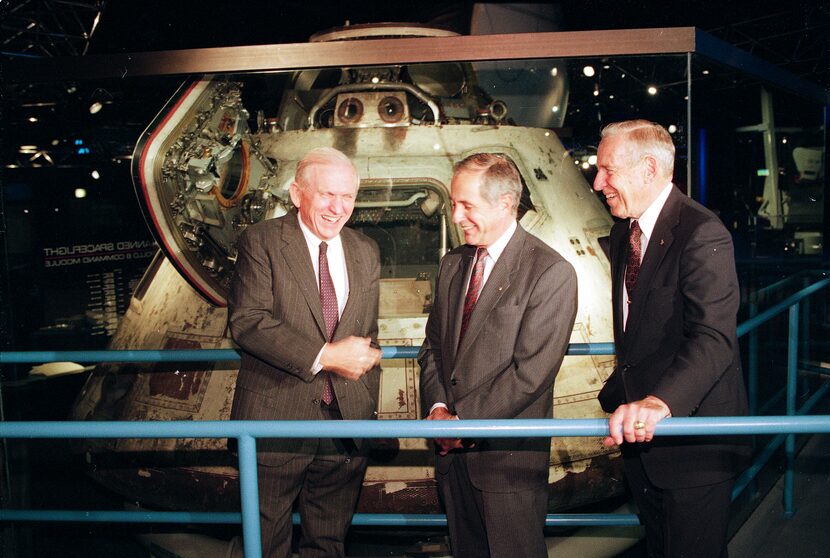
[598,187,749,488]
[229,211,381,464]
[419,224,577,492]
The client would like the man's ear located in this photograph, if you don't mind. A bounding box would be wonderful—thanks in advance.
[642,155,659,184]
[289,181,302,207]
[498,193,513,212]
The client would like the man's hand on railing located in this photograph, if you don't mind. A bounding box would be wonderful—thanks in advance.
[604,395,672,446]
[426,406,472,456]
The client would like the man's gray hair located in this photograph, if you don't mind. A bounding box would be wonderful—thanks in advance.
[295,147,359,189]
[454,153,522,216]
[601,120,675,177]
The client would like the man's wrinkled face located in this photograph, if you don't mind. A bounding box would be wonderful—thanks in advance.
[450,170,512,247]
[593,134,650,219]
[290,162,358,240]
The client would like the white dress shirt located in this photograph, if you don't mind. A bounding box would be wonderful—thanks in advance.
[297,216,349,373]
[466,219,517,295]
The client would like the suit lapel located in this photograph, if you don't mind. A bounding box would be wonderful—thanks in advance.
[448,246,476,366]
[281,213,328,339]
[455,226,522,362]
[338,229,366,339]
[624,188,681,342]
[610,221,628,344]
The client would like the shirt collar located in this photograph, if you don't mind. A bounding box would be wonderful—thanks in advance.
[482,219,517,263]
[634,183,673,239]
[297,212,343,252]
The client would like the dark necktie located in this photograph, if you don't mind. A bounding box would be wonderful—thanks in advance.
[459,247,488,346]
[319,241,338,405]
[625,220,642,303]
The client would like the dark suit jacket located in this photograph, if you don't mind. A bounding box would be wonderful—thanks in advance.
[598,187,749,489]
[229,211,381,465]
[419,224,577,492]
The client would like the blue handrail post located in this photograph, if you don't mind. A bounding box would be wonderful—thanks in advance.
[800,277,811,397]
[748,300,759,417]
[747,299,760,499]
[237,434,263,558]
[784,303,799,518]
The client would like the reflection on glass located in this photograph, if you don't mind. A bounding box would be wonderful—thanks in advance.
[691,55,825,259]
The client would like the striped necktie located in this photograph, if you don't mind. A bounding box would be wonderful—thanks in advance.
[459,246,488,346]
[625,220,642,303]
[319,241,338,405]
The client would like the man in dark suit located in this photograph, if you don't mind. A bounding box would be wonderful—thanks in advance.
[229,147,382,558]
[594,120,748,557]
[419,153,578,558]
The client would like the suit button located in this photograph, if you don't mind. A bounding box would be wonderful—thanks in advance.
[451,379,457,386]
[312,399,320,405]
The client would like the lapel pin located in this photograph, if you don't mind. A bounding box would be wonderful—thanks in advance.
[659,239,665,246]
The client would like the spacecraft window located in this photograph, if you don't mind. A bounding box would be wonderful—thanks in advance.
[337,97,364,124]
[350,183,449,288]
[378,96,405,123]
[215,142,249,208]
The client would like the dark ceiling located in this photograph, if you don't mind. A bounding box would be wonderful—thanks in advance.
[2,1,828,88]
[1,1,826,175]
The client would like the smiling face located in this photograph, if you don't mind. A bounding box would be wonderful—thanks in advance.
[289,161,358,240]
[450,169,514,247]
[593,133,657,220]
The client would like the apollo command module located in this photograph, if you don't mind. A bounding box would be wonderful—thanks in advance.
[69,25,622,518]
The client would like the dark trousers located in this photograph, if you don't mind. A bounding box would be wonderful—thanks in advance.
[437,455,548,558]
[625,456,734,558]
[256,402,367,558]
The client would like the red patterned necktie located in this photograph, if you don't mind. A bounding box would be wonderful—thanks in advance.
[625,220,642,303]
[319,241,339,405]
[459,247,488,346]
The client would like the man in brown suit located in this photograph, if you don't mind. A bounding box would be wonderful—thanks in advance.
[229,147,382,558]
[419,153,578,558]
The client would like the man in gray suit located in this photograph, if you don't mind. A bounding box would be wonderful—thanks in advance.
[419,153,578,558]
[229,147,382,558]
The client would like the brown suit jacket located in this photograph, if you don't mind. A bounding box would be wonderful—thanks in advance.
[419,224,577,492]
[229,211,381,465]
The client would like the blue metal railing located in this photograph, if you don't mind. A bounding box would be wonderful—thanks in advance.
[1,416,830,558]
[735,275,830,517]
[0,342,616,364]
[1,275,828,558]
